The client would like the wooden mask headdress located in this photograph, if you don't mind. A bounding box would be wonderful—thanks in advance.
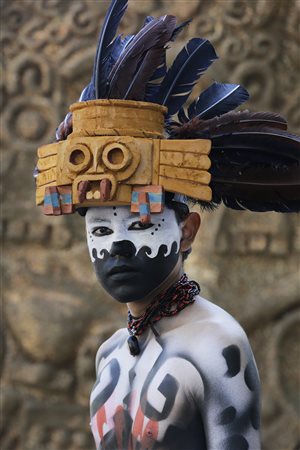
[35,0,300,221]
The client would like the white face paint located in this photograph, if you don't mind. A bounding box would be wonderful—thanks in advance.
[85,206,182,261]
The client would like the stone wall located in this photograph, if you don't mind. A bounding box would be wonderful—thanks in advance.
[1,1,299,449]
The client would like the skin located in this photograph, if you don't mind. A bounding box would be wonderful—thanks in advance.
[85,205,200,315]
[85,205,261,450]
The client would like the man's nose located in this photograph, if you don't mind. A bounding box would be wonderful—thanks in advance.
[109,240,136,258]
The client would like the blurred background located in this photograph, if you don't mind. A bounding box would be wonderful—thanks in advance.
[1,0,299,449]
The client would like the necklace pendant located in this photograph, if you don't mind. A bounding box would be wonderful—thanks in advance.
[127,335,140,356]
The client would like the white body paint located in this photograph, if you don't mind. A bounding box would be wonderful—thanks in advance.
[90,296,261,450]
[85,206,182,261]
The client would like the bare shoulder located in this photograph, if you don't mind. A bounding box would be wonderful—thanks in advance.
[95,327,127,373]
[169,296,256,376]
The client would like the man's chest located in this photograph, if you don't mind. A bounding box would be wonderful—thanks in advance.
[90,336,206,450]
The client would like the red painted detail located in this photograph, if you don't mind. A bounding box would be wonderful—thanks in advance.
[96,405,107,441]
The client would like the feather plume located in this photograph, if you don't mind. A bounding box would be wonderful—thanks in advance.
[94,0,128,98]
[124,47,166,100]
[144,19,191,103]
[171,110,288,138]
[187,82,249,120]
[107,15,177,99]
[170,19,192,41]
[157,38,218,115]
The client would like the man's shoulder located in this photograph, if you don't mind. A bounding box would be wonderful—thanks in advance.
[168,296,253,367]
[95,327,127,372]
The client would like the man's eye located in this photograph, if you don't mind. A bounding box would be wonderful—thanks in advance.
[92,226,113,237]
[128,221,154,231]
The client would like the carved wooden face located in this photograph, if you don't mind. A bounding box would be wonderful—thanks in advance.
[56,136,153,206]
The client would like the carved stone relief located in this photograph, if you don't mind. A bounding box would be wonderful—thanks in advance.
[1,0,299,449]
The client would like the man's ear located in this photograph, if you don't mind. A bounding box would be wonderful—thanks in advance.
[180,212,201,252]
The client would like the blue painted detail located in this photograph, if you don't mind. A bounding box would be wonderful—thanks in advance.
[44,192,60,207]
[131,191,163,204]
[139,203,150,215]
[61,194,72,204]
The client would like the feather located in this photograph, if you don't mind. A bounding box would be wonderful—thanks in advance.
[208,128,300,212]
[170,19,191,41]
[79,82,95,101]
[187,82,249,120]
[144,57,167,102]
[158,38,218,115]
[124,47,166,100]
[94,0,128,98]
[178,107,189,123]
[210,165,300,212]
[171,110,288,138]
[107,15,177,99]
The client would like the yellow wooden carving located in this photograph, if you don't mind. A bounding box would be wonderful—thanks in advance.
[36,100,212,211]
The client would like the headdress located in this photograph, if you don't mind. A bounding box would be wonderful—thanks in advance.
[35,0,300,221]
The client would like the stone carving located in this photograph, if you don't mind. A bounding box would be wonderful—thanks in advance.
[1,0,299,449]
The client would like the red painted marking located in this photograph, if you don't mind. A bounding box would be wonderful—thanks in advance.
[96,405,107,441]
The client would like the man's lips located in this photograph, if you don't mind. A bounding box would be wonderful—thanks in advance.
[108,265,138,277]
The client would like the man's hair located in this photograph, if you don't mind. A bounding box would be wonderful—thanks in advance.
[78,191,192,260]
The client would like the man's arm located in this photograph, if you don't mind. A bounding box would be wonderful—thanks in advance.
[195,324,261,450]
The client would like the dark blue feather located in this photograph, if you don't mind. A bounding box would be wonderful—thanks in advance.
[107,15,176,99]
[188,82,249,120]
[79,82,95,101]
[143,16,155,26]
[158,38,218,115]
[144,55,167,102]
[170,19,191,41]
[178,107,189,123]
[94,0,128,98]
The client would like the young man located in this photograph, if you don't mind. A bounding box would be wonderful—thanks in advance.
[85,203,260,450]
[35,1,299,449]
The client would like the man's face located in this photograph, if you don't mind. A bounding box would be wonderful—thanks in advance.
[85,206,182,302]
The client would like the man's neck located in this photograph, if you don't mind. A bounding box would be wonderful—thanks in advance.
[126,259,183,317]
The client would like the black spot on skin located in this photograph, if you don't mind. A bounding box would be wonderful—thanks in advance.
[114,212,117,216]
[151,232,154,235]
[162,218,165,222]
[218,406,236,425]
[158,224,161,227]
[113,207,116,210]
[155,228,158,231]
[222,345,241,377]
[222,434,249,450]
[250,403,260,430]
[244,360,259,391]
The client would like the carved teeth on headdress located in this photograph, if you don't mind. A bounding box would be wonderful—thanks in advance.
[78,181,91,203]
[100,179,112,201]
[93,190,101,200]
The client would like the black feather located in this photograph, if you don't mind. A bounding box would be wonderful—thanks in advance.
[158,38,218,115]
[124,47,166,100]
[187,82,249,120]
[170,19,191,41]
[94,0,128,98]
[208,128,300,212]
[107,15,176,99]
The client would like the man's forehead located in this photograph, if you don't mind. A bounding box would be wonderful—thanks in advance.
[86,206,135,222]
[86,205,176,224]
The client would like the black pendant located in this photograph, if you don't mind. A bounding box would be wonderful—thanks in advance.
[127,335,140,356]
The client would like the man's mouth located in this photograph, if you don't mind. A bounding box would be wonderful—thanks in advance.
[108,265,138,280]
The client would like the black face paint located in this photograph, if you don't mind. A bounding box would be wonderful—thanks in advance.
[91,241,180,302]
[85,206,182,303]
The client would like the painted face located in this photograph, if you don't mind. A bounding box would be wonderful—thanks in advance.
[85,206,182,302]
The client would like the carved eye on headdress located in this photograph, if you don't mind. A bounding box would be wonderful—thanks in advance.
[102,143,132,171]
[66,144,92,172]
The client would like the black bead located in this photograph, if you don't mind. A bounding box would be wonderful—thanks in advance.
[127,335,140,356]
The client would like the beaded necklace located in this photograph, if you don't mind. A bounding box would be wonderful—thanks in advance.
[127,273,200,356]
